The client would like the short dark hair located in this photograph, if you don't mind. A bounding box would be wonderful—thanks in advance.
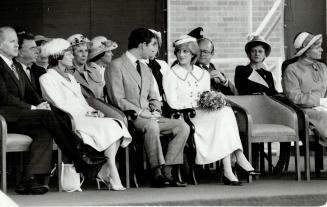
[128,28,155,50]
[17,32,34,49]
[48,54,64,66]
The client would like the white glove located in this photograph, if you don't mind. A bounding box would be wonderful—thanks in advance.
[319,98,327,107]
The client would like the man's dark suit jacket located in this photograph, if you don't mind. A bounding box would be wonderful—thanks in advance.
[0,57,42,122]
[30,63,47,96]
[234,65,278,96]
[196,62,238,95]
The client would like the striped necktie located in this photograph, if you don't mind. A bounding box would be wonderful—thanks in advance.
[10,63,20,80]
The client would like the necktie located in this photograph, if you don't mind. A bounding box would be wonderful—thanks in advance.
[26,67,32,81]
[10,63,19,80]
[136,60,141,76]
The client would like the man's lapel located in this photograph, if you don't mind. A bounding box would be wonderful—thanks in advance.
[122,54,141,88]
[0,57,22,91]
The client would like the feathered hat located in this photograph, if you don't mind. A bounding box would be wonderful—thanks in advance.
[43,38,71,58]
[88,36,118,61]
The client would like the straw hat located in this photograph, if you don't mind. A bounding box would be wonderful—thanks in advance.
[148,29,162,47]
[173,35,197,47]
[88,36,118,61]
[67,34,90,47]
[293,32,322,57]
[245,35,271,57]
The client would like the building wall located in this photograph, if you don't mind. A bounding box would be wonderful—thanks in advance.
[168,0,284,90]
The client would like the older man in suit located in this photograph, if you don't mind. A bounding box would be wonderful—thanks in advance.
[196,38,238,95]
[105,28,189,187]
[0,26,102,194]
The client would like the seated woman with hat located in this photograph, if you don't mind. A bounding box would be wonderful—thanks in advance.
[234,35,278,95]
[88,36,118,84]
[39,38,132,191]
[67,34,127,124]
[163,35,259,186]
[283,32,327,147]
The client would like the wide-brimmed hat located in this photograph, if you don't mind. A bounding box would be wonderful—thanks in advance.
[67,34,90,47]
[173,35,197,47]
[42,38,71,57]
[148,29,162,47]
[188,27,204,40]
[293,32,322,57]
[88,36,118,61]
[245,35,271,57]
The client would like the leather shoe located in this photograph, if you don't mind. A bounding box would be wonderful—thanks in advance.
[164,176,187,187]
[151,175,167,188]
[15,177,49,195]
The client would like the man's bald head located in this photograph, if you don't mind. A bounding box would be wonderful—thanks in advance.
[197,38,214,66]
[0,26,19,59]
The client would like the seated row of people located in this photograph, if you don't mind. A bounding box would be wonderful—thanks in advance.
[1,25,325,195]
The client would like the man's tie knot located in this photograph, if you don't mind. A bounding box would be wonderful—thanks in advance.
[10,63,20,80]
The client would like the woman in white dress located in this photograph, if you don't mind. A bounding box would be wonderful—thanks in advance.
[39,38,132,191]
[163,35,259,185]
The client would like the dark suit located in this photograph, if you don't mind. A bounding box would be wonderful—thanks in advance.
[30,63,47,96]
[234,65,278,95]
[0,57,85,174]
[196,62,238,95]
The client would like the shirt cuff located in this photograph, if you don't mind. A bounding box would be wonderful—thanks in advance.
[31,105,36,110]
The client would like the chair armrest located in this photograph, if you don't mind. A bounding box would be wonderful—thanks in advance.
[123,110,138,121]
[272,94,309,141]
[49,104,76,132]
[227,98,252,141]
[266,95,298,135]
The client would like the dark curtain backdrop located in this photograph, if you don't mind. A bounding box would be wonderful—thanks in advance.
[0,0,167,59]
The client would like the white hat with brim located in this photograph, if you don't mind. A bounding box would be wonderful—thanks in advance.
[34,35,52,43]
[173,35,197,47]
[88,36,118,61]
[294,32,322,57]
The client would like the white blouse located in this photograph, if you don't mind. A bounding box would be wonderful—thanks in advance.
[163,64,210,109]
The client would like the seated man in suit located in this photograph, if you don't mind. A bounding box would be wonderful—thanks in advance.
[195,37,238,95]
[0,26,102,195]
[105,28,189,187]
[15,32,41,96]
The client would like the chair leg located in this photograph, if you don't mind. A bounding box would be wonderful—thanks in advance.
[304,139,310,181]
[57,149,62,192]
[315,141,323,178]
[259,143,265,173]
[295,141,301,181]
[125,147,130,188]
[248,143,252,183]
[1,150,6,192]
[268,143,272,173]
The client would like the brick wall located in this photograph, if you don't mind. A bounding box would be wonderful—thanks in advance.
[168,0,284,91]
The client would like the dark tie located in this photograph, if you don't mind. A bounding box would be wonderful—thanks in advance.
[136,60,141,76]
[26,66,32,81]
[10,63,20,80]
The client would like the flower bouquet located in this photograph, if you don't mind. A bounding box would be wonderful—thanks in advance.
[197,90,229,111]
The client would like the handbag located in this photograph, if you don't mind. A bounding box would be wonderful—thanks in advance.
[61,163,84,192]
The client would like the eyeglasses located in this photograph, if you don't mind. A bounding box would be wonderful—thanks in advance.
[200,50,212,55]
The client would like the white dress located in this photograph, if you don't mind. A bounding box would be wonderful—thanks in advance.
[40,69,132,152]
[163,64,243,164]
